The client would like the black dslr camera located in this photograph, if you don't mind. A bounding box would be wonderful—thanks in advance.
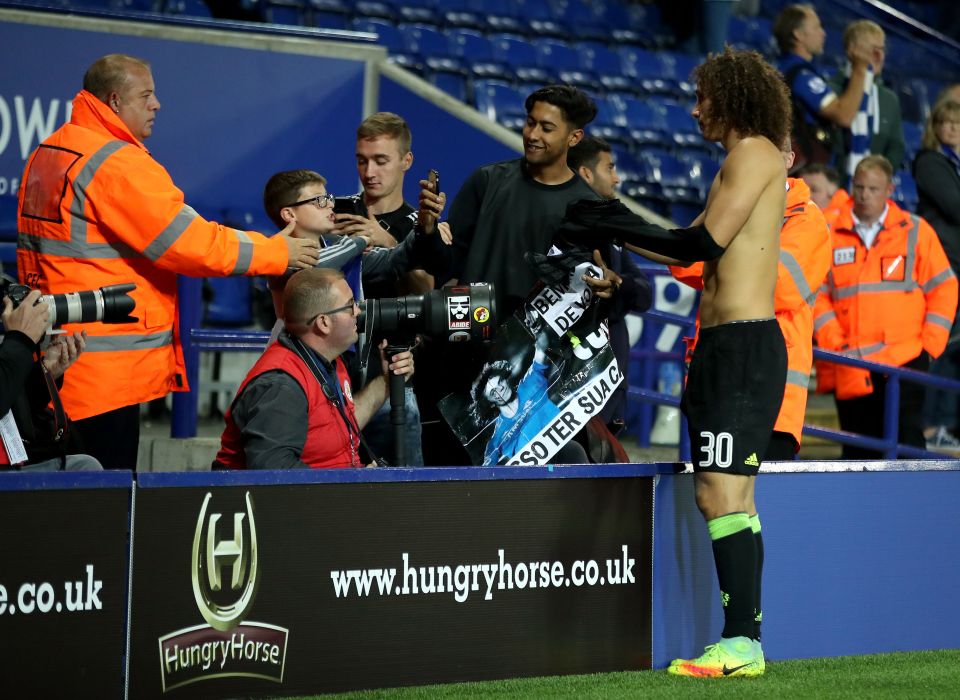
[357,283,497,345]
[1,275,137,335]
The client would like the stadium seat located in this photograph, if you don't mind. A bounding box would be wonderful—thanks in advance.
[204,278,253,327]
[446,28,513,81]
[400,22,466,74]
[727,16,776,55]
[615,95,670,146]
[473,79,528,131]
[659,100,701,146]
[306,0,350,29]
[577,42,634,93]
[558,0,610,43]
[658,51,700,97]
[520,0,569,39]
[894,170,919,212]
[902,121,923,164]
[352,17,422,70]
[164,0,213,19]
[262,0,306,26]
[590,94,629,146]
[599,0,646,46]
[394,0,441,26]
[354,0,398,22]
[490,33,552,84]
[535,38,601,91]
[670,200,703,225]
[429,71,470,102]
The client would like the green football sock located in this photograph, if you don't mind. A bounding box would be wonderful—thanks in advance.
[708,512,757,640]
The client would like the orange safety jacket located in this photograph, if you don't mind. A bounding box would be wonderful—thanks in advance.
[813,198,957,400]
[821,188,851,233]
[670,178,831,449]
[17,90,291,420]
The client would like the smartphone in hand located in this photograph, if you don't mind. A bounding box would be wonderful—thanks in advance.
[333,197,361,216]
[427,169,440,194]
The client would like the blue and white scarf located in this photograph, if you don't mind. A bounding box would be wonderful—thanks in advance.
[844,64,878,183]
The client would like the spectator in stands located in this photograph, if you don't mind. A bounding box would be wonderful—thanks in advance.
[828,20,905,179]
[567,136,653,435]
[334,113,447,465]
[421,84,616,465]
[813,155,957,458]
[213,267,414,470]
[16,54,319,470]
[915,99,960,449]
[774,4,873,169]
[796,163,849,229]
[1,287,100,471]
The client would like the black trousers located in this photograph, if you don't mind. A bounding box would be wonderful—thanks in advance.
[71,404,141,470]
[835,354,928,459]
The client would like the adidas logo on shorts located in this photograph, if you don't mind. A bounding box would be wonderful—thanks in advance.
[744,453,759,467]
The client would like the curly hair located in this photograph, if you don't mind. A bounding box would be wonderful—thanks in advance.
[470,360,515,425]
[693,48,792,148]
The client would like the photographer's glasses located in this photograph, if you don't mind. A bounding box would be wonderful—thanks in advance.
[308,298,358,325]
[288,193,335,209]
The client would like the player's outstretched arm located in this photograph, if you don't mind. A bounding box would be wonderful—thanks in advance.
[698,137,783,248]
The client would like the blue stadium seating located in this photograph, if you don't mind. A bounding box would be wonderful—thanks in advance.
[472,79,527,131]
[446,28,513,81]
[354,0,397,22]
[394,0,440,27]
[615,95,669,147]
[490,33,552,84]
[902,120,923,165]
[262,0,305,26]
[534,38,601,91]
[577,43,634,93]
[352,17,421,70]
[894,170,919,211]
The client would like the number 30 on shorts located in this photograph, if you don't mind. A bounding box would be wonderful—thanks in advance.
[699,431,733,468]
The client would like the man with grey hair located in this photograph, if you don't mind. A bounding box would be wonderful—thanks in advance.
[17,54,319,470]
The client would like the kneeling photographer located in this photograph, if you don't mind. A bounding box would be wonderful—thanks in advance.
[214,268,415,470]
[1,282,100,471]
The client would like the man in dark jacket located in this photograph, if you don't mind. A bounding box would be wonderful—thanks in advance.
[567,136,653,434]
[0,286,100,470]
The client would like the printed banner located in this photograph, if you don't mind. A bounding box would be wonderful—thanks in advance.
[440,254,622,465]
[0,475,132,698]
[128,477,652,697]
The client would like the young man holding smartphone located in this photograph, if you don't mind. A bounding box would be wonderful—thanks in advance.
[333,112,447,465]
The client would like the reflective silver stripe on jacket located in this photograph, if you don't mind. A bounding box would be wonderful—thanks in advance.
[19,140,196,263]
[925,312,953,331]
[83,331,174,352]
[780,249,816,307]
[814,309,836,331]
[786,369,810,389]
[143,205,198,261]
[233,230,253,275]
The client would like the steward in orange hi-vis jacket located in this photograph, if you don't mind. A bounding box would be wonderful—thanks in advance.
[813,200,957,398]
[16,56,317,470]
[18,89,294,419]
[672,177,832,455]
